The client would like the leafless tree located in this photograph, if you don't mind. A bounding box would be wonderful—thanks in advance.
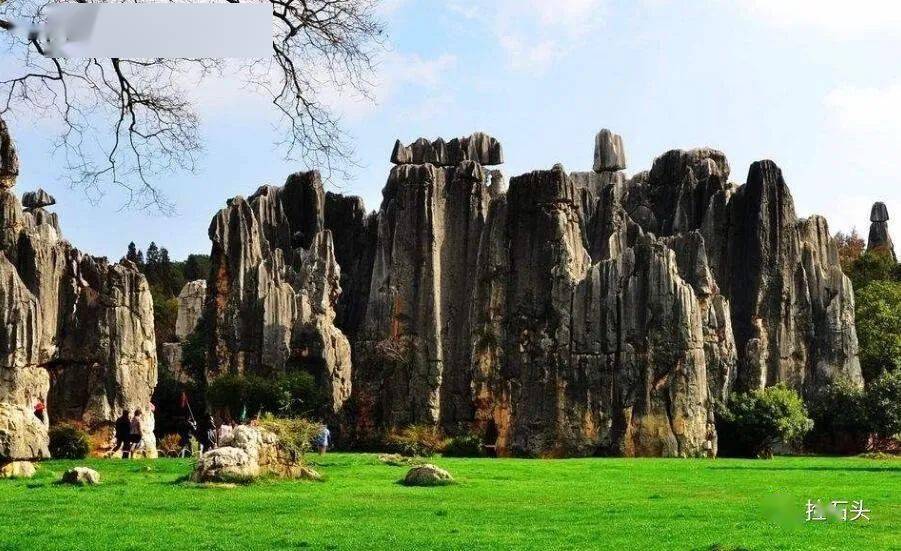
[0,0,384,211]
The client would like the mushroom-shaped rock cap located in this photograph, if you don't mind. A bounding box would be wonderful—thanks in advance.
[593,129,626,173]
[871,202,889,223]
[22,188,56,210]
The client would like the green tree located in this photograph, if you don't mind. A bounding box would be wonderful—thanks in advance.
[855,281,901,381]
[805,380,869,453]
[184,254,211,282]
[717,384,813,458]
[866,370,901,439]
[125,241,144,266]
[835,229,865,275]
[848,250,900,290]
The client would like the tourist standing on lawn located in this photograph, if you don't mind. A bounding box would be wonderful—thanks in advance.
[315,425,331,455]
[111,411,131,458]
[129,409,144,456]
[199,415,217,453]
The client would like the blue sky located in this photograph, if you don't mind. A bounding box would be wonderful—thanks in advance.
[8,0,901,260]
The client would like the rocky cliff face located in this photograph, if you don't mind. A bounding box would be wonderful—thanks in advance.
[202,130,862,457]
[0,118,157,460]
[205,174,352,414]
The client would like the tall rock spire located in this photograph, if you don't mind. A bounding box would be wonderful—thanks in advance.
[867,202,896,261]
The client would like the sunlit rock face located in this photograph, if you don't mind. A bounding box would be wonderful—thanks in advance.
[204,129,861,457]
[205,173,352,415]
[0,117,157,459]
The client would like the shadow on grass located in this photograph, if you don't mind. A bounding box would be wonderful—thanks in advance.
[711,465,898,473]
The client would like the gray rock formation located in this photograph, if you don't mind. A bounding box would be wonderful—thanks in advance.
[867,202,896,260]
[61,466,100,485]
[202,130,862,458]
[205,172,352,414]
[21,189,55,210]
[0,122,157,459]
[175,280,206,340]
[390,132,503,167]
[0,117,18,190]
[593,129,626,172]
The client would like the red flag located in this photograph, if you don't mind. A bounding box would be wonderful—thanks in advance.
[180,392,188,409]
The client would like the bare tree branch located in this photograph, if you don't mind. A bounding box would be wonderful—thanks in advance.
[0,0,385,211]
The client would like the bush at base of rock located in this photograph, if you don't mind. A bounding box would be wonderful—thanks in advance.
[717,384,813,459]
[61,467,100,485]
[443,434,485,457]
[0,461,36,478]
[402,464,454,486]
[49,424,90,459]
[385,425,448,457]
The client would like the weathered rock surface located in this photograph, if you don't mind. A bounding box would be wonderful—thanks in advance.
[199,424,316,480]
[867,202,895,260]
[0,123,157,459]
[192,447,259,482]
[0,404,49,460]
[205,173,352,414]
[402,463,454,486]
[21,189,55,210]
[390,132,503,166]
[175,279,206,340]
[0,460,35,478]
[593,129,626,172]
[202,131,862,458]
[0,116,18,189]
[61,466,100,485]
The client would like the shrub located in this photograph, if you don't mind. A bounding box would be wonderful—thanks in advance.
[847,249,900,291]
[49,424,91,459]
[443,433,484,457]
[158,433,183,457]
[855,281,901,382]
[385,424,447,457]
[805,380,869,453]
[866,370,901,439]
[206,374,248,418]
[277,371,325,416]
[244,376,285,418]
[717,384,813,458]
[257,415,322,460]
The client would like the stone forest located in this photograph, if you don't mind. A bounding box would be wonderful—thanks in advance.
[0,117,896,462]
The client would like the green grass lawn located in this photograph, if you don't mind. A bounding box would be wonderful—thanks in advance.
[0,454,898,550]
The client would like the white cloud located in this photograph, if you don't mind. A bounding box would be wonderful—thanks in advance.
[734,0,901,36]
[819,81,901,241]
[450,0,607,72]
[824,82,901,134]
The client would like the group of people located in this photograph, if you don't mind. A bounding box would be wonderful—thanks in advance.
[111,409,147,458]
[110,410,332,458]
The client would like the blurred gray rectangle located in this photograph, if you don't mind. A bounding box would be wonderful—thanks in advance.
[46,3,271,58]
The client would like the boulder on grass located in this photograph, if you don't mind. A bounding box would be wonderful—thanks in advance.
[61,467,100,485]
[191,447,259,483]
[0,461,36,478]
[298,465,322,481]
[402,464,454,486]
